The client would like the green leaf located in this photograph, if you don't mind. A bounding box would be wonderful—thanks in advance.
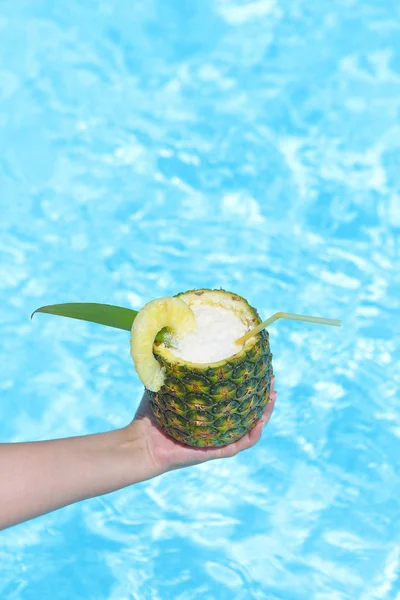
[31,303,137,332]
[31,302,169,342]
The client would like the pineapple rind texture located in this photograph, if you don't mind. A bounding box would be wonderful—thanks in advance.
[147,289,273,448]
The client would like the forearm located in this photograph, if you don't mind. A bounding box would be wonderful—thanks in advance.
[0,423,157,530]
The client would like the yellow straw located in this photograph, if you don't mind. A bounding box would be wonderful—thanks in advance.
[236,311,342,345]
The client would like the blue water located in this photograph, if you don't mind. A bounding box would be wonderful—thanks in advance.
[1,0,399,598]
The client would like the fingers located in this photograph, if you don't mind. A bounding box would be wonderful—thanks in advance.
[180,377,278,463]
[246,419,264,446]
[261,390,276,425]
[228,420,264,456]
[219,394,277,459]
[230,386,277,456]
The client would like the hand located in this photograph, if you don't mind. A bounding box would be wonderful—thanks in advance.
[0,379,276,529]
[130,377,277,475]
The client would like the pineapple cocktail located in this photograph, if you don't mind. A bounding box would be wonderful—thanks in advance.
[33,288,340,448]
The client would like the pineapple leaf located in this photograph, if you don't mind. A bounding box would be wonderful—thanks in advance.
[31,303,137,332]
[31,302,169,342]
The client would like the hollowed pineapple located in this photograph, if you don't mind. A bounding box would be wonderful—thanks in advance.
[130,288,273,448]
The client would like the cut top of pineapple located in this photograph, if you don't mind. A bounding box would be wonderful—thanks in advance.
[156,289,261,368]
[130,289,263,392]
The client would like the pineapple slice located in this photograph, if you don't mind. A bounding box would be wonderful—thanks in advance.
[130,297,196,392]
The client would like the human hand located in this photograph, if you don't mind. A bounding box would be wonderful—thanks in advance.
[0,379,275,529]
[130,377,277,475]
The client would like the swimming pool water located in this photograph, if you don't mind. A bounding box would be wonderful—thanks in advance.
[1,1,399,598]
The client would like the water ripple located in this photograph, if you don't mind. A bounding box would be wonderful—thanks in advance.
[1,0,399,598]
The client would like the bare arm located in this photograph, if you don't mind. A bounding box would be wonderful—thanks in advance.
[0,423,155,530]
[0,382,276,530]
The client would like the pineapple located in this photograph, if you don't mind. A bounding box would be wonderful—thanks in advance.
[130,289,273,448]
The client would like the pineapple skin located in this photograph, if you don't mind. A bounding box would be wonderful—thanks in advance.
[147,289,273,448]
